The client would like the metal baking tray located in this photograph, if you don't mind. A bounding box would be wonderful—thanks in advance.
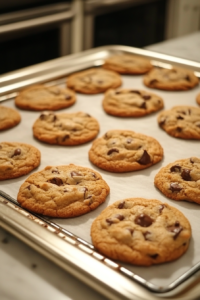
[0,45,200,300]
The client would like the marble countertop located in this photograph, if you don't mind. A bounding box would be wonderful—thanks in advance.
[1,31,200,300]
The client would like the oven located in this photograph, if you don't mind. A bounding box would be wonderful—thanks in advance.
[0,1,74,74]
[83,0,168,50]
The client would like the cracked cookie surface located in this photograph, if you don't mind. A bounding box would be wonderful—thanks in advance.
[157,106,200,139]
[103,54,153,74]
[15,85,76,111]
[102,88,164,117]
[67,68,122,94]
[154,157,200,204]
[143,67,199,91]
[33,111,100,145]
[91,198,191,266]
[88,130,163,172]
[17,164,110,217]
[0,105,21,131]
[0,142,41,180]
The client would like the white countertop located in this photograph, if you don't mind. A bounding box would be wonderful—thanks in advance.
[1,31,200,300]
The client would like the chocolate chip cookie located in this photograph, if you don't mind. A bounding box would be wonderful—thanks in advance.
[88,130,163,172]
[0,142,41,180]
[67,68,122,94]
[33,111,100,145]
[196,92,200,106]
[17,164,110,217]
[103,54,153,74]
[154,157,200,204]
[0,105,21,131]
[102,89,164,117]
[15,85,76,111]
[143,67,199,91]
[91,198,191,266]
[157,106,200,139]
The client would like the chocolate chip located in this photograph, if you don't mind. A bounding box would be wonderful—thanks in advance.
[190,158,195,163]
[137,150,151,165]
[177,115,184,120]
[26,185,31,190]
[140,101,146,109]
[159,204,165,213]
[11,148,21,158]
[107,148,119,155]
[196,122,200,128]
[63,188,69,192]
[143,231,151,240]
[177,127,182,132]
[170,182,183,192]
[48,177,63,186]
[71,171,81,177]
[0,145,2,149]
[159,117,166,126]
[115,91,122,94]
[115,214,124,221]
[118,201,125,209]
[170,165,181,172]
[126,138,133,144]
[135,214,153,227]
[82,187,88,199]
[130,90,141,95]
[106,218,114,225]
[183,242,187,246]
[65,95,72,100]
[127,228,134,235]
[52,168,60,174]
[143,95,151,100]
[62,134,70,141]
[97,80,104,84]
[40,112,57,121]
[185,75,190,82]
[149,254,159,259]
[167,221,183,239]
[91,172,96,178]
[149,79,158,85]
[181,169,191,181]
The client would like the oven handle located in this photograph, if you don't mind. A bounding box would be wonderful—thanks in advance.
[0,10,74,35]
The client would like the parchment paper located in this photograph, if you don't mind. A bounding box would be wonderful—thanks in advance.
[1,73,200,288]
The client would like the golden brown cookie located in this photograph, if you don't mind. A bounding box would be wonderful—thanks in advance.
[157,106,200,139]
[0,105,21,131]
[15,85,76,111]
[91,198,191,266]
[67,68,122,94]
[102,88,164,117]
[33,111,100,145]
[154,157,200,204]
[0,142,41,180]
[143,67,199,91]
[103,54,153,74]
[17,164,110,217]
[88,130,163,172]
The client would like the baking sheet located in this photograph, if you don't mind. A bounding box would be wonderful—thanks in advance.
[1,55,200,290]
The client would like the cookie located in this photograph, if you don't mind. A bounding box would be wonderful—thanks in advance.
[33,111,100,145]
[91,198,191,266]
[102,88,164,117]
[0,142,41,180]
[88,130,163,172]
[157,106,200,139]
[154,157,200,204]
[196,92,200,106]
[15,85,76,111]
[143,67,199,91]
[0,105,21,131]
[103,54,153,74]
[67,68,122,94]
[17,164,110,217]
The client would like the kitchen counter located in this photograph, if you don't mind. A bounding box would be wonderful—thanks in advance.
[1,31,200,300]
